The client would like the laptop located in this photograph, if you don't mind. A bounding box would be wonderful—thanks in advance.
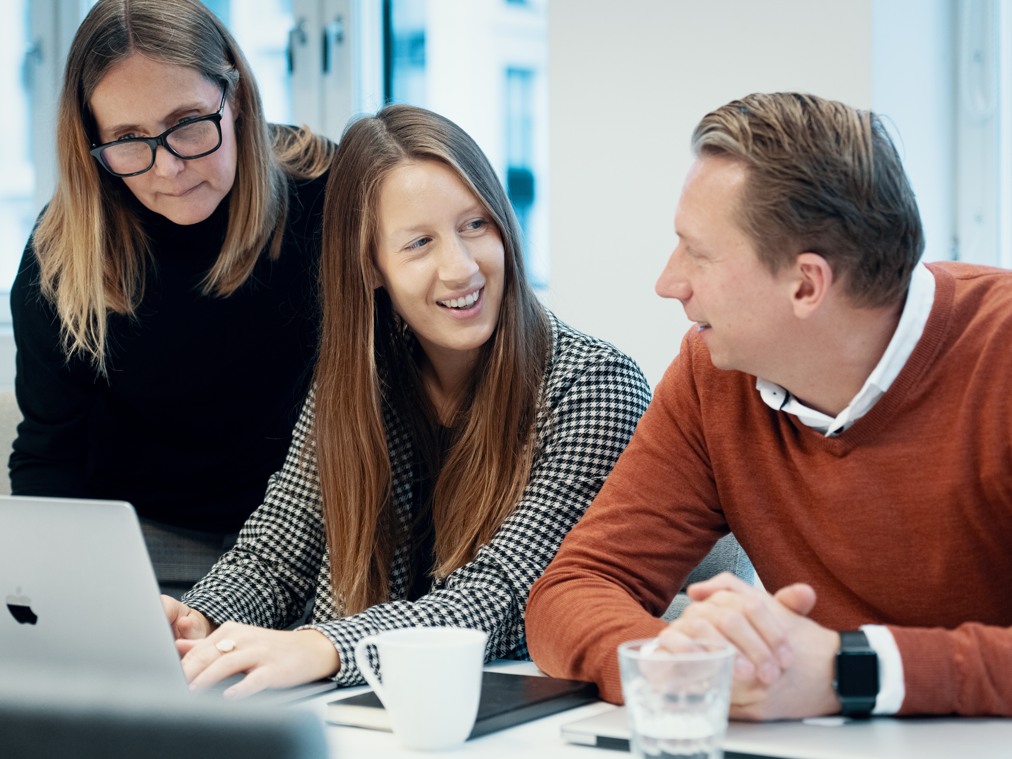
[0,495,334,703]
[560,704,1012,759]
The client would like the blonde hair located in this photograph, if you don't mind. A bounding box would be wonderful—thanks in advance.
[315,104,550,614]
[32,0,332,372]
[691,92,924,308]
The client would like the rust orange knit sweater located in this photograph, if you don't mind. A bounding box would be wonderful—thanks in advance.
[527,262,1012,716]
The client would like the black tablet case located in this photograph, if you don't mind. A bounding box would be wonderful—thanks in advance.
[326,671,599,739]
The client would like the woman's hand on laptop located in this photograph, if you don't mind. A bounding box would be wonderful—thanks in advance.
[176,622,340,698]
[162,595,215,639]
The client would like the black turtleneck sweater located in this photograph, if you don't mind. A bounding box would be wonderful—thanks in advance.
[9,170,328,534]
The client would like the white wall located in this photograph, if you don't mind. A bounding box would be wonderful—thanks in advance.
[546,0,875,387]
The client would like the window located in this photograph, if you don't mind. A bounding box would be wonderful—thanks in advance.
[385,0,549,290]
[505,67,544,287]
[207,0,296,125]
[2,1,34,295]
[873,0,1010,269]
[954,0,1011,267]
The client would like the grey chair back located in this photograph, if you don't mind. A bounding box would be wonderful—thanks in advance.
[663,533,754,620]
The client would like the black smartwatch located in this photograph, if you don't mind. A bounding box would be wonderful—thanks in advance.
[834,629,879,717]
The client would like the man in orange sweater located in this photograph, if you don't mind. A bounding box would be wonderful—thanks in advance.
[526,92,1012,719]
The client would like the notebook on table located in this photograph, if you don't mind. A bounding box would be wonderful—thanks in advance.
[0,495,335,703]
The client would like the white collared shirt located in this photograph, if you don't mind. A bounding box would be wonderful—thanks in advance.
[756,264,935,437]
[753,263,936,715]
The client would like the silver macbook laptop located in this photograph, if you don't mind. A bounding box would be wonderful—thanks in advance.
[0,495,334,703]
[560,704,1012,759]
[0,495,191,693]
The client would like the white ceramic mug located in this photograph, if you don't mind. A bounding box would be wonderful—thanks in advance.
[353,626,487,751]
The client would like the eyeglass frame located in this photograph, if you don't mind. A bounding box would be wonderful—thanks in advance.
[88,83,229,178]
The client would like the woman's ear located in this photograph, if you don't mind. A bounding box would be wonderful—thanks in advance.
[791,252,833,319]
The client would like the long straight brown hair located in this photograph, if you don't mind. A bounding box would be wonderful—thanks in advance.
[32,0,331,373]
[314,104,550,615]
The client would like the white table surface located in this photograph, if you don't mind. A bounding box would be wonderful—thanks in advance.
[292,660,1012,759]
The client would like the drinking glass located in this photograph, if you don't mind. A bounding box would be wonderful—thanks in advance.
[618,638,735,759]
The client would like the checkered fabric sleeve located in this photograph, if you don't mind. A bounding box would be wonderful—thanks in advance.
[183,310,651,687]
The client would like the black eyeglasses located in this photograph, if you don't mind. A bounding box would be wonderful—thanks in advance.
[89,84,228,177]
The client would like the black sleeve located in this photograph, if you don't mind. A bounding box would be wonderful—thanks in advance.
[8,234,96,496]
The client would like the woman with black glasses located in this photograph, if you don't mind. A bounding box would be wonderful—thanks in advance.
[9,0,334,597]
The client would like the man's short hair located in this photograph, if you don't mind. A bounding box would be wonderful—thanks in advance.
[691,92,924,308]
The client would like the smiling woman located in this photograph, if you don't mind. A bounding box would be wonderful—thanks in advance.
[165,104,653,698]
[373,159,505,398]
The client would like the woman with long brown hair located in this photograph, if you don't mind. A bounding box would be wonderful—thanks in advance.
[164,104,652,696]
[9,0,333,596]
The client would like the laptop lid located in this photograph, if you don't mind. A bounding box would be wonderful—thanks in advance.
[0,495,189,695]
[0,495,339,704]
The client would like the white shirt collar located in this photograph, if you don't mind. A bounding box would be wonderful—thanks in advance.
[756,263,936,436]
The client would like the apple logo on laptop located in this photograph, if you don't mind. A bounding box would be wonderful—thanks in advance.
[5,588,38,625]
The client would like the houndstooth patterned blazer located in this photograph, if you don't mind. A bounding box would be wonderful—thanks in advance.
[183,310,651,686]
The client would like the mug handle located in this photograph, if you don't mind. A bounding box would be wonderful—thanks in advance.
[353,634,388,706]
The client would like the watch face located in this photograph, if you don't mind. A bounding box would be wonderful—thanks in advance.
[837,650,879,697]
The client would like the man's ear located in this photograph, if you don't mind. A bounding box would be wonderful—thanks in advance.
[791,252,833,319]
